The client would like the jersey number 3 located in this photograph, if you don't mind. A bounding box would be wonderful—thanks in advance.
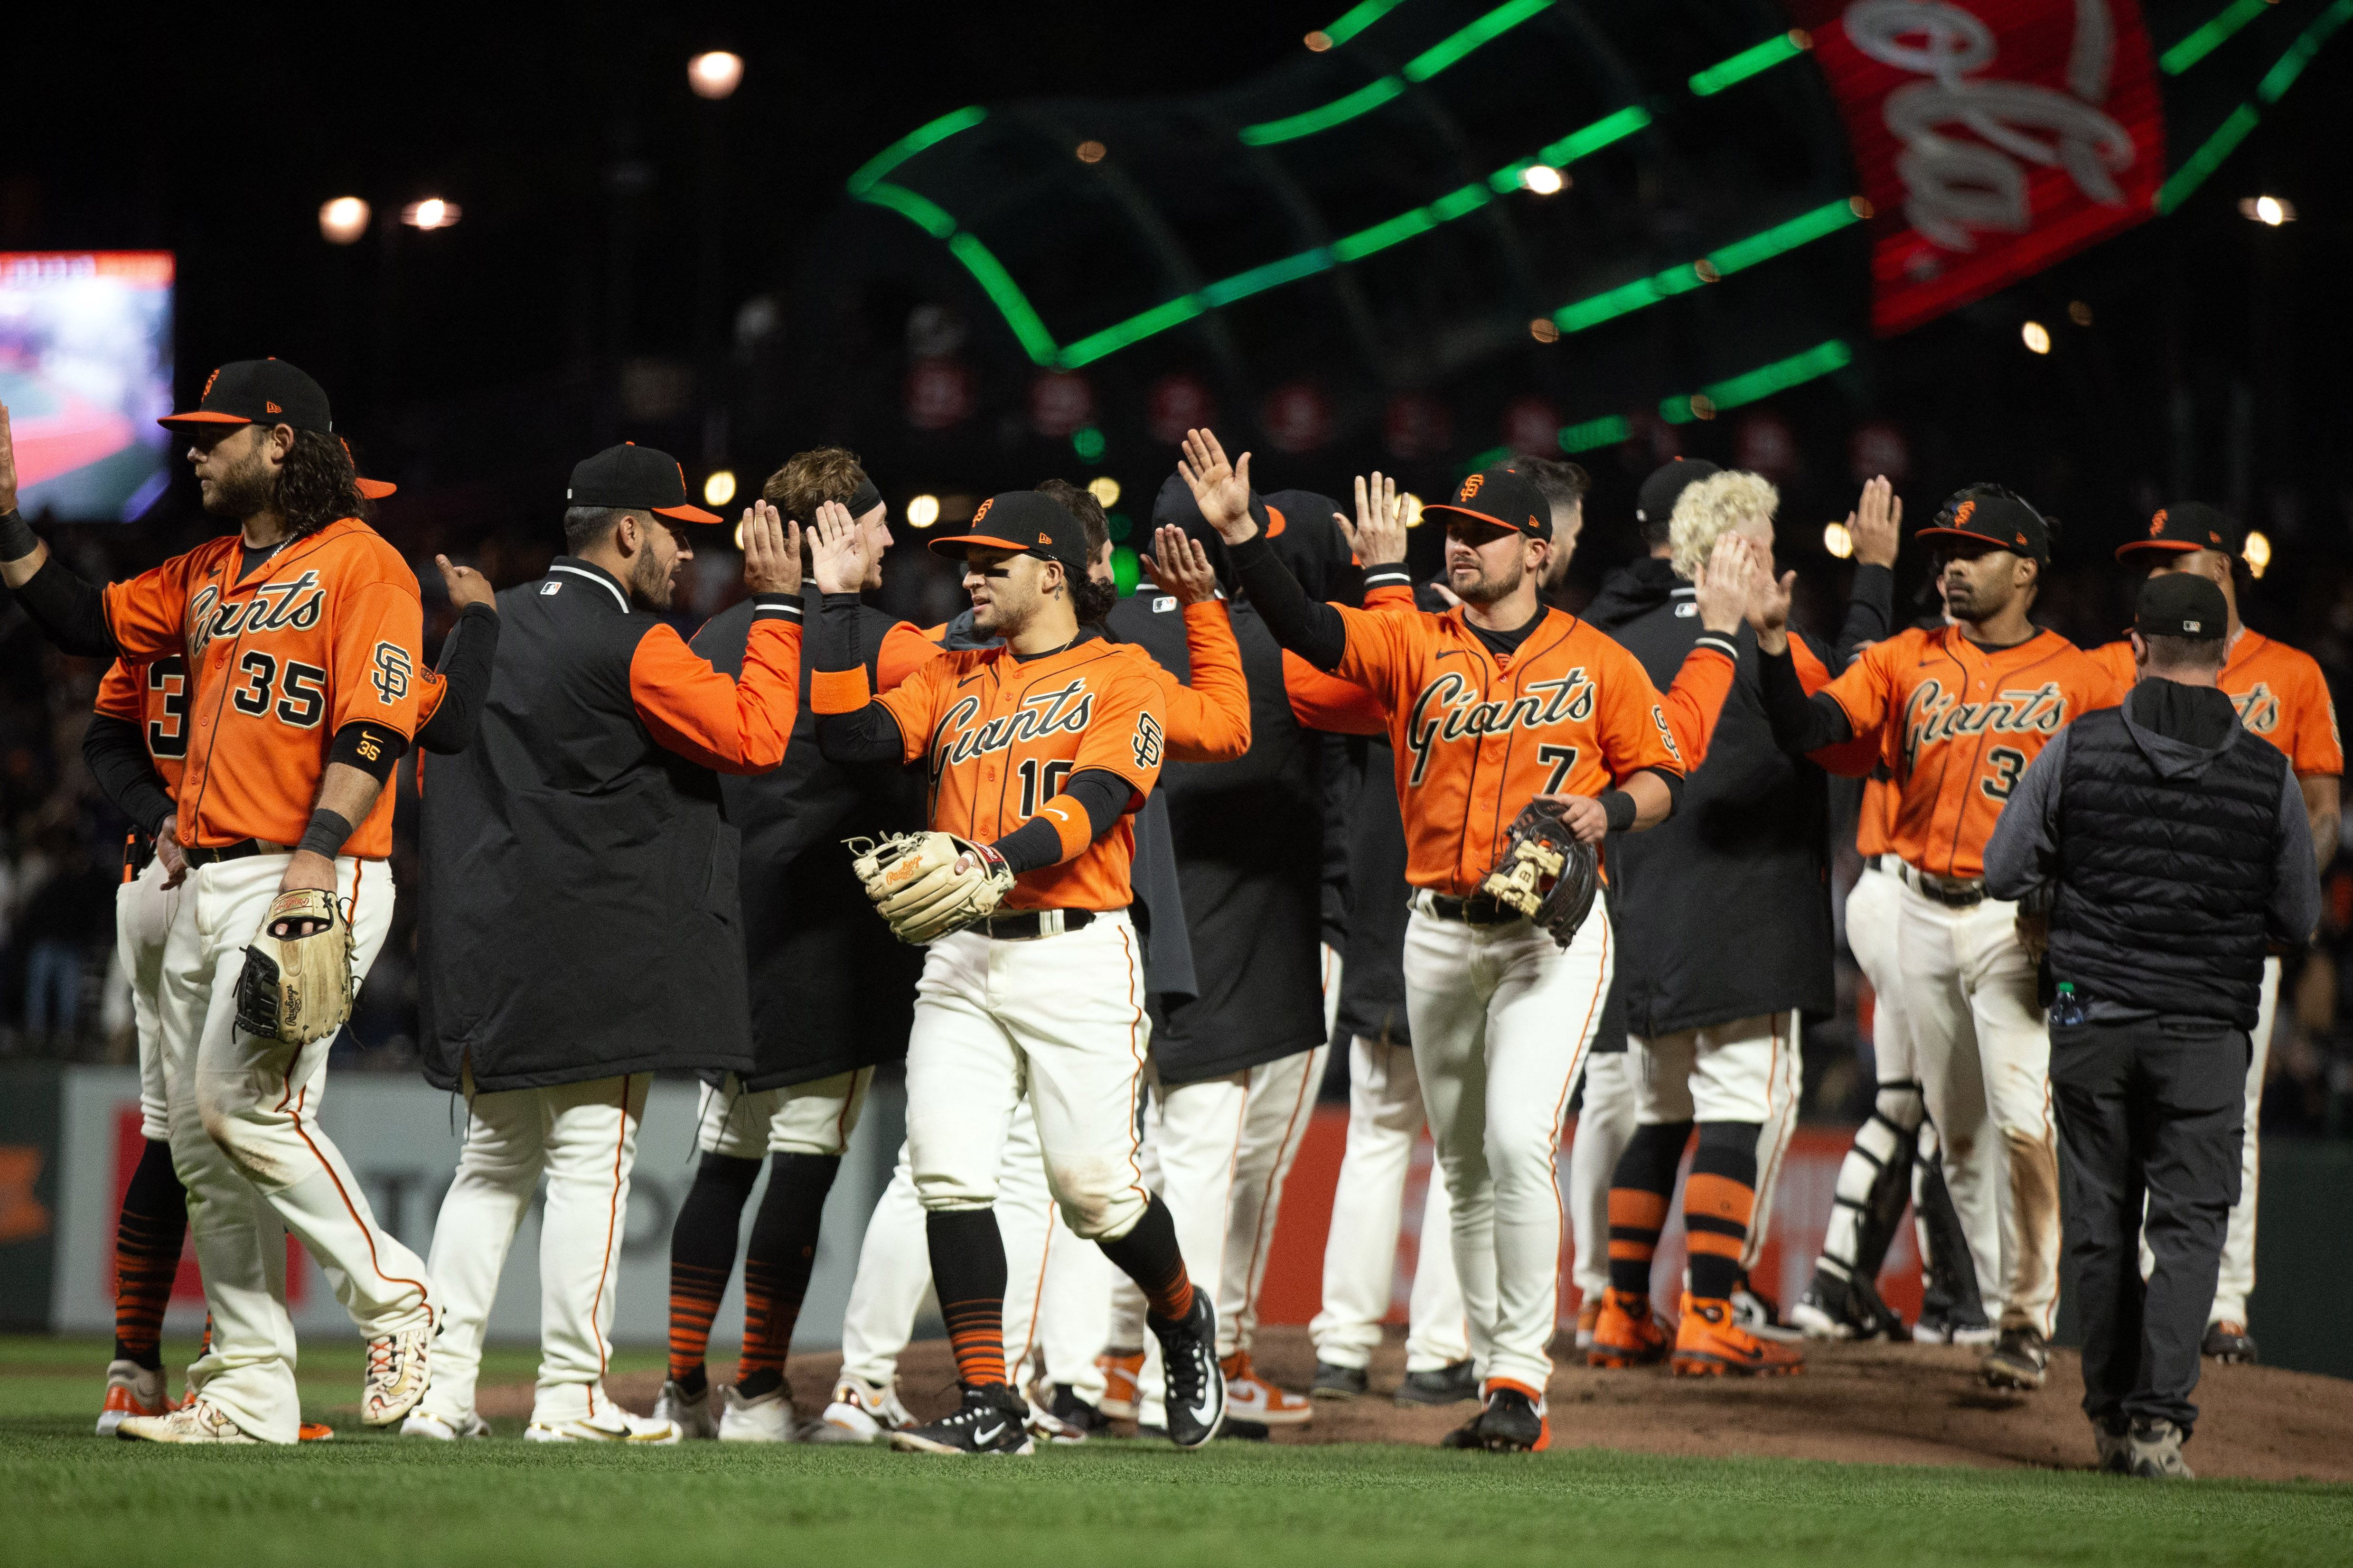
[1980,745,2026,802]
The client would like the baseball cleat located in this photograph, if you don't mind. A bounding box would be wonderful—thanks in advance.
[1575,1297,1603,1350]
[2202,1320,2258,1364]
[1589,1288,1671,1369]
[2091,1413,2132,1475]
[98,1360,174,1437]
[362,1324,432,1428]
[299,1423,335,1442]
[1394,1359,1480,1407]
[1311,1361,1368,1400]
[400,1408,489,1440]
[1671,1293,1804,1377]
[811,1373,912,1444]
[2126,1417,2193,1479]
[890,1383,1034,1456]
[1220,1352,1312,1426]
[1024,1381,1111,1445]
[1980,1326,2049,1391]
[1731,1280,1807,1345]
[1791,1270,1908,1342]
[118,1397,258,1445]
[652,1378,718,1440]
[1149,1292,1227,1449]
[716,1383,795,1443]
[1096,1348,1144,1419]
[1915,1305,1998,1346]
[1438,1383,1548,1453]
[525,1408,682,1444]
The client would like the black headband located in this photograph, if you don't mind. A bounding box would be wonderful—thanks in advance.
[846,478,884,518]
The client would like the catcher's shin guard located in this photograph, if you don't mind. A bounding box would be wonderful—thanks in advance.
[1817,1084,1922,1287]
[1912,1123,1987,1330]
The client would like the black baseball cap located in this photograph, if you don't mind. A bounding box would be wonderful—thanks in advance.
[929,490,1090,578]
[160,359,335,435]
[1916,486,2051,563]
[1425,465,1550,539]
[2135,572,2228,640]
[1636,457,1720,526]
[567,442,722,523]
[2117,502,2244,563]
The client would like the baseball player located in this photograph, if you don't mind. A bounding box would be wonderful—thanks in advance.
[810,490,1225,1455]
[405,447,803,1445]
[1189,429,1720,1453]
[1748,485,2124,1391]
[85,551,500,1436]
[2088,503,2341,1364]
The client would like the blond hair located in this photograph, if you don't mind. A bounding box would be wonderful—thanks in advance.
[1668,470,1778,580]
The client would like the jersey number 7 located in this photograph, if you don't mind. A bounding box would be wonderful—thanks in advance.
[1538,743,1580,796]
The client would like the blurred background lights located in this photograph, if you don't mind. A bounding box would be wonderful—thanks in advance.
[1076,140,1107,164]
[2245,531,2272,579]
[2068,299,2094,327]
[1401,493,1425,529]
[2240,195,2297,226]
[703,470,736,507]
[402,198,460,230]
[1304,29,1333,50]
[907,494,941,529]
[688,51,743,100]
[1086,476,1121,507]
[1529,318,1560,343]
[1520,164,1564,195]
[2021,320,2052,354]
[1824,521,1854,559]
[318,196,370,244]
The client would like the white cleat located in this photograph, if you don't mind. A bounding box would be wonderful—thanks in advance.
[118,1397,258,1445]
[811,1373,912,1444]
[651,1379,718,1440]
[98,1360,173,1437]
[400,1408,490,1440]
[525,1408,682,1445]
[363,1325,432,1428]
[717,1384,796,1443]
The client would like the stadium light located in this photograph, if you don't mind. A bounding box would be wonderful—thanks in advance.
[1076,141,1107,164]
[1824,522,1854,559]
[2241,194,2297,225]
[703,470,737,507]
[1401,493,1425,529]
[908,494,941,529]
[319,197,371,244]
[1305,30,1333,50]
[1087,476,1121,507]
[1529,318,1560,343]
[402,198,461,231]
[1520,164,1564,195]
[2021,321,2052,354]
[2245,530,2272,579]
[689,52,743,100]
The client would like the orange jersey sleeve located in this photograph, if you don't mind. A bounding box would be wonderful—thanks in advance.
[627,617,801,775]
[99,551,206,662]
[2226,632,2343,776]
[1790,634,1882,777]
[1283,651,1386,735]
[1149,601,1249,764]
[878,620,947,691]
[2086,638,2135,688]
[1655,644,1735,770]
[95,658,143,723]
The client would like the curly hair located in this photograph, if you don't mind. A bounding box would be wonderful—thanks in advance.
[762,446,869,523]
[277,429,373,538]
[1668,470,1778,581]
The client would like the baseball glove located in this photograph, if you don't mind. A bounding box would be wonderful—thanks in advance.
[234,889,356,1045]
[1474,801,1600,948]
[848,831,1016,945]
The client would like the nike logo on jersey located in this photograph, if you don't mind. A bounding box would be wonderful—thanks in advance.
[1404,670,1593,787]
[186,570,327,660]
[933,677,1094,769]
[1901,678,2069,768]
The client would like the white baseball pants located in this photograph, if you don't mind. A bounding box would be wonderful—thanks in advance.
[162,852,423,1443]
[694,1068,872,1159]
[1403,892,1609,1393]
[1566,1048,1638,1307]
[1630,1011,1804,1272]
[118,855,182,1143]
[420,1072,652,1428]
[1898,878,2058,1336]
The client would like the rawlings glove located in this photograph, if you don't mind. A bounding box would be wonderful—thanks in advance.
[848,831,1016,945]
[234,889,356,1045]
[1475,801,1600,948]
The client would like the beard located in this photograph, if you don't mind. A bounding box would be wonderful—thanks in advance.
[630,548,675,609]
[201,445,275,520]
[1455,549,1525,607]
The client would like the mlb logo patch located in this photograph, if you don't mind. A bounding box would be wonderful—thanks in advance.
[541,581,562,596]
[1154,596,1177,613]
[1674,602,1697,618]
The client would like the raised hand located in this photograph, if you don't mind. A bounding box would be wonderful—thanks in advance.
[1176,428,1256,542]
[1690,532,1754,635]
[0,403,17,516]
[741,500,801,596]
[1848,475,1901,569]
[809,499,869,594]
[1746,559,1797,654]
[435,554,497,613]
[1141,524,1219,606]
[1333,471,1407,567]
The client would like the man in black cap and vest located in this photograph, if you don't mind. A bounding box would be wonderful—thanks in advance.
[405,444,805,1444]
[1985,572,2321,1479]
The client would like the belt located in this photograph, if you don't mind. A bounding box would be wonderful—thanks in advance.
[1863,854,1886,874]
[121,831,153,882]
[1897,860,1986,908]
[183,839,294,868]
[984,908,1096,941]
[1419,889,1520,927]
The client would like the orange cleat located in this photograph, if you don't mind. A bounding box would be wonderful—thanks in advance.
[1096,1349,1144,1420]
[299,1422,335,1442]
[1220,1352,1313,1426]
[1575,1297,1604,1349]
[96,1362,176,1437]
[1587,1288,1671,1369]
[1671,1293,1804,1377]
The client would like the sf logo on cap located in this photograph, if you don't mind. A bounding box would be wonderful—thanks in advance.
[1951,499,1975,527]
[973,498,994,523]
[1460,474,1485,501]
[2151,509,2168,535]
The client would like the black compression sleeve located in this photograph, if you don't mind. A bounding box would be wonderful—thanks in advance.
[815,593,865,671]
[1835,563,1896,666]
[1756,644,1855,753]
[13,553,117,656]
[415,603,500,754]
[811,592,908,761]
[1642,764,1685,819]
[990,818,1064,876]
[329,720,408,781]
[83,715,175,836]
[1228,533,1348,670]
[988,768,1132,875]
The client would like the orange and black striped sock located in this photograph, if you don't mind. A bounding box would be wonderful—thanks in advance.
[735,1153,840,1399]
[1098,1195,1195,1323]
[112,1139,186,1370]
[666,1154,760,1395]
[928,1209,1010,1388]
[1607,1120,1692,1297]
[1685,1121,1762,1301]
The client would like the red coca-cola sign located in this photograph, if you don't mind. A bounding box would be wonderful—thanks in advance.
[903,357,974,431]
[1030,372,1096,439]
[1147,373,1217,446]
[1802,0,2165,336]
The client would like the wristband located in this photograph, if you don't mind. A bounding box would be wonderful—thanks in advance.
[1599,790,1638,834]
[298,809,356,859]
[0,509,36,562]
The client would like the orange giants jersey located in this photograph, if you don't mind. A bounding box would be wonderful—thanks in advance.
[1323,603,1684,896]
[2087,630,2342,776]
[1816,625,2124,880]
[856,637,1167,911]
[1855,774,1898,859]
[97,518,426,859]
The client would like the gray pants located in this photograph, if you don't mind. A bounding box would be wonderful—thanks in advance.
[2051,1017,2245,1435]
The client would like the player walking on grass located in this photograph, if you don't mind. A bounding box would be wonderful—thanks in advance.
[1748,485,2124,1392]
[0,364,450,1444]
[406,446,804,1445]
[811,490,1225,1455]
[1186,429,1732,1452]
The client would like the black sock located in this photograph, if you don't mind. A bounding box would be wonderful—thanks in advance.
[113,1139,186,1370]
[1607,1120,1692,1297]
[666,1153,760,1395]
[1097,1195,1194,1322]
[736,1153,840,1398]
[1686,1121,1762,1302]
[928,1209,1009,1388]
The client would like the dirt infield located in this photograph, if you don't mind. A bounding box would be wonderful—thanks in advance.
[480,1325,2353,1482]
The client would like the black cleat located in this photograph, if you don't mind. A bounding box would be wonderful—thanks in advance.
[1437,1386,1548,1453]
[1394,1359,1480,1407]
[2201,1320,2258,1364]
[889,1383,1034,1456]
[1312,1361,1368,1400]
[1026,1381,1112,1444]
[1148,1292,1226,1449]
[1791,1269,1910,1342]
[1980,1326,2049,1391]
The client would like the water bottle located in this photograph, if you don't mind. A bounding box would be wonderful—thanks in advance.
[2050,981,2086,1027]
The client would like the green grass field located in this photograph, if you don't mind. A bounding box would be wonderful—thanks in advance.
[4,1337,2347,1568]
